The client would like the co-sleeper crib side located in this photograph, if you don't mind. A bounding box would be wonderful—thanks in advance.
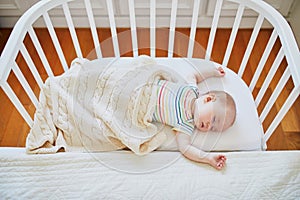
[0,0,299,145]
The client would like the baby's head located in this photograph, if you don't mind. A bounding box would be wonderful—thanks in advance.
[193,91,236,132]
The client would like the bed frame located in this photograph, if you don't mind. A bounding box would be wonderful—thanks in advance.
[0,0,299,147]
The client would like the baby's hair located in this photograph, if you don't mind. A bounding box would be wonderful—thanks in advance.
[208,90,237,130]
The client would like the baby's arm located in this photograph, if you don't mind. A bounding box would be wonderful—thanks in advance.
[186,66,225,85]
[176,132,226,170]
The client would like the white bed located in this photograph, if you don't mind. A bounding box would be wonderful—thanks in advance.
[0,148,299,199]
[0,0,300,199]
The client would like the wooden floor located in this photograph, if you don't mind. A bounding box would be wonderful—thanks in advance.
[0,28,299,150]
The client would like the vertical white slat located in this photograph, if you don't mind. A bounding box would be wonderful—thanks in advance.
[1,82,33,127]
[222,4,245,67]
[259,67,290,123]
[238,14,264,77]
[20,43,44,89]
[187,0,201,58]
[205,0,223,60]
[128,0,138,57]
[43,12,68,71]
[168,0,178,58]
[62,2,83,58]
[84,0,102,58]
[255,48,284,106]
[249,29,278,92]
[150,0,156,57]
[28,26,54,77]
[12,62,39,108]
[264,87,300,142]
[106,0,120,57]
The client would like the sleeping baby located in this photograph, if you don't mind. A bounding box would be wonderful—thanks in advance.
[152,66,236,170]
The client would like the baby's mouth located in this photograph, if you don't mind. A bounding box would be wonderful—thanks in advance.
[200,122,204,128]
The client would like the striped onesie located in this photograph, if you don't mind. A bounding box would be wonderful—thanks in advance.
[152,80,199,136]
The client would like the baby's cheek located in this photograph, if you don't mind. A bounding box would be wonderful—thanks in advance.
[194,123,200,130]
[193,114,202,127]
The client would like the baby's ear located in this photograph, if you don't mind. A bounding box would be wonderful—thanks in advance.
[205,93,216,102]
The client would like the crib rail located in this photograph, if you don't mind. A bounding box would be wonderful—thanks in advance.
[0,0,299,146]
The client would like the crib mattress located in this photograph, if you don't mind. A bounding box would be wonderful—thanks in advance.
[0,147,299,199]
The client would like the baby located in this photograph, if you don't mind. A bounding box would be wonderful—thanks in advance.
[152,66,236,170]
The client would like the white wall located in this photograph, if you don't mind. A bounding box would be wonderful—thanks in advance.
[288,0,300,48]
[0,0,38,27]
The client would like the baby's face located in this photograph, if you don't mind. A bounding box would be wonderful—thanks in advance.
[193,93,228,132]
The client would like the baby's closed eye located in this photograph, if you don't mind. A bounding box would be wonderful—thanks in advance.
[212,116,216,124]
[210,116,217,131]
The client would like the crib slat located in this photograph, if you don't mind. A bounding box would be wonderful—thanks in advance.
[264,87,300,142]
[238,14,264,77]
[12,62,39,108]
[106,0,120,57]
[43,12,68,71]
[28,27,54,77]
[222,4,245,67]
[128,0,138,57]
[84,0,102,58]
[259,67,290,123]
[168,0,178,58]
[205,0,223,60]
[249,29,278,92]
[20,43,44,89]
[1,82,33,127]
[150,0,156,57]
[255,48,284,106]
[62,2,83,58]
[187,0,201,58]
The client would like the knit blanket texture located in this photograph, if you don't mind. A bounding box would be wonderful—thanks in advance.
[26,57,182,155]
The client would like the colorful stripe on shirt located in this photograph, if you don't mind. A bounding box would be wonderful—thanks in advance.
[152,80,198,135]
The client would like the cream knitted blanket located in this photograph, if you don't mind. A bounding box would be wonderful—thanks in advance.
[26,57,181,155]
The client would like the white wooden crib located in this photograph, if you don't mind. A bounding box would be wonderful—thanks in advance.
[0,0,299,199]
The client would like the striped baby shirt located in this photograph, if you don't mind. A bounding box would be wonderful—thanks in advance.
[152,80,199,136]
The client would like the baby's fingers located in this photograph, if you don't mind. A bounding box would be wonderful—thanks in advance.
[219,155,227,161]
[216,155,226,170]
[216,162,223,169]
[215,161,225,170]
[217,67,225,76]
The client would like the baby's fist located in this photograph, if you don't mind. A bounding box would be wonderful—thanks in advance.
[209,154,227,170]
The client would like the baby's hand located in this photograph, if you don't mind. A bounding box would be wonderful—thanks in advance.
[208,154,227,170]
[215,66,225,77]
